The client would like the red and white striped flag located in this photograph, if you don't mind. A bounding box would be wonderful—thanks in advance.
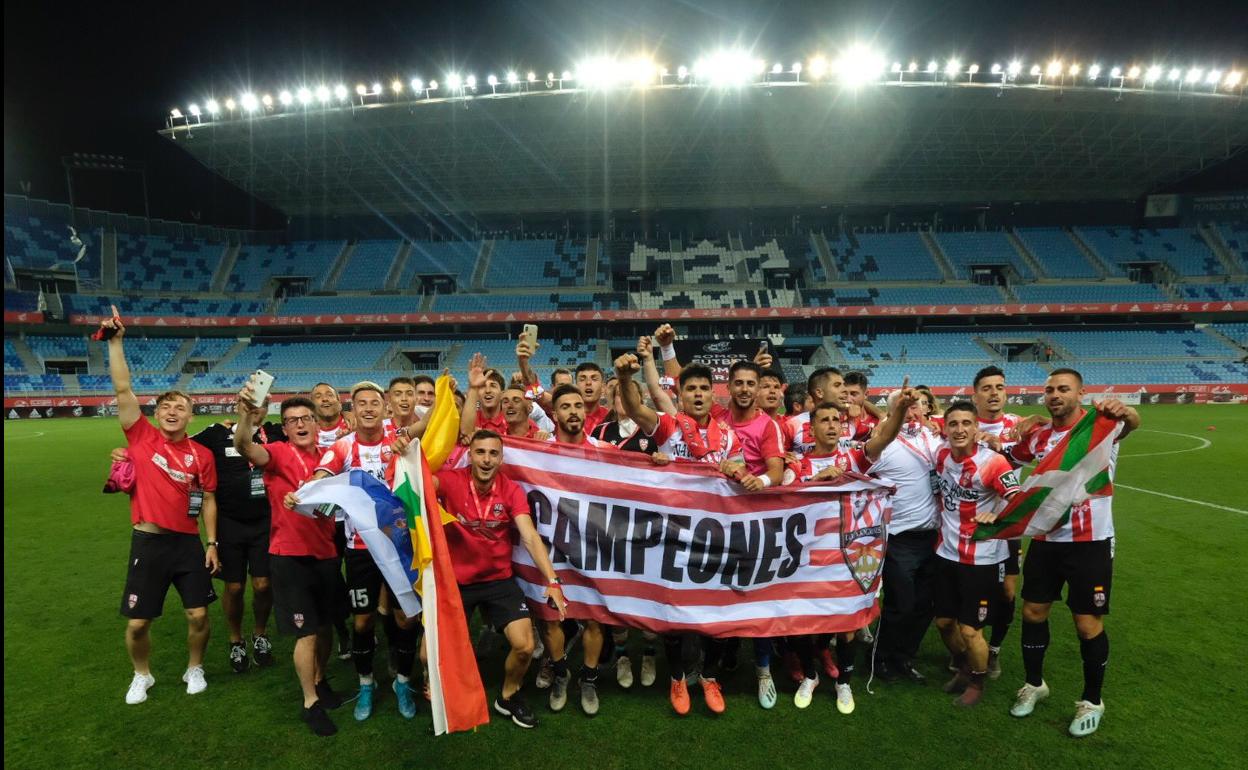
[499,437,894,638]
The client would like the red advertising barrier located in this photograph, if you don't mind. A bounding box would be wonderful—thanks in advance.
[5,310,45,324]
[52,300,1248,328]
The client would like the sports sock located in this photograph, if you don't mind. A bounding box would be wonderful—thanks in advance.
[1021,619,1049,688]
[1079,631,1109,704]
[754,638,772,668]
[552,657,569,679]
[581,664,599,683]
[663,635,685,679]
[381,614,417,678]
[989,598,1016,648]
[790,636,818,680]
[352,628,376,677]
[836,636,858,684]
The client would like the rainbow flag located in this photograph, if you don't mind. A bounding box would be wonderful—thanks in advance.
[975,410,1123,541]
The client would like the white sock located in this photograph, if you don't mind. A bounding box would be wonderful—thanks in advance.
[396,673,410,684]
[360,674,375,686]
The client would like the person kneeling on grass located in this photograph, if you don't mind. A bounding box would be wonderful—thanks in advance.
[235,385,347,736]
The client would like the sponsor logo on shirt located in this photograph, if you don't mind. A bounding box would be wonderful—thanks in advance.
[151,452,190,484]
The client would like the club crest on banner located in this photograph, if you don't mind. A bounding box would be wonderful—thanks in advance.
[839,489,889,593]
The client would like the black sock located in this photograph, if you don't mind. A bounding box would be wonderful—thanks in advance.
[791,635,818,680]
[352,628,376,677]
[581,664,599,683]
[1021,619,1049,688]
[989,598,1016,649]
[552,657,569,679]
[1079,631,1109,704]
[643,643,657,657]
[836,636,858,684]
[335,618,351,646]
[663,635,685,678]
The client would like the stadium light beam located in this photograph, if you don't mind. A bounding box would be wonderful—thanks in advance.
[809,55,828,80]
[1186,67,1202,84]
[447,73,462,92]
[908,61,919,74]
[391,80,403,94]
[487,74,498,94]
[944,59,960,79]
[1089,64,1102,81]
[334,84,348,101]
[315,85,331,104]
[261,94,273,108]
[465,75,477,90]
[1226,71,1242,89]
[187,103,201,118]
[926,60,938,74]
[836,45,885,87]
[205,98,220,115]
[224,97,237,112]
[1030,64,1042,78]
[1206,70,1222,88]
[1007,60,1022,79]
[527,71,536,84]
[240,93,257,112]
[169,108,182,119]
[1145,65,1161,84]
[967,63,979,81]
[1127,65,1141,80]
[278,90,293,106]
[297,87,313,105]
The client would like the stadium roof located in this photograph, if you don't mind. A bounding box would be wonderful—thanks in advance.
[161,84,1248,218]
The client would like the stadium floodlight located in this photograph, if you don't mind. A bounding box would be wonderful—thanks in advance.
[371,82,382,94]
[316,85,331,103]
[335,84,348,101]
[1068,63,1080,77]
[391,80,403,94]
[487,74,499,94]
[1110,66,1122,79]
[428,80,438,91]
[1030,64,1042,77]
[691,50,758,88]
[1168,67,1181,82]
[577,56,622,88]
[506,71,518,85]
[170,108,183,119]
[206,98,220,115]
[753,58,766,76]
[356,83,368,96]
[926,60,938,74]
[1186,68,1202,84]
[188,104,201,117]
[990,63,1001,74]
[240,93,258,112]
[908,61,919,73]
[527,71,536,83]
[547,71,555,82]
[447,73,462,91]
[261,94,273,108]
[968,63,980,76]
[225,97,237,111]
[771,62,783,75]
[561,70,572,82]
[1089,64,1102,80]
[465,75,477,89]
[296,87,312,105]
[836,44,885,87]
[1127,65,1140,79]
[1007,60,1022,78]
[1046,60,1062,79]
[410,78,423,93]
[944,59,960,78]
[279,90,293,106]
[1225,71,1242,88]
[677,65,689,81]
[1206,69,1222,86]
[809,55,828,80]
[1144,65,1161,84]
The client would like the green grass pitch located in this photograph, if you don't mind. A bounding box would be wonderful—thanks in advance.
[4,405,1247,769]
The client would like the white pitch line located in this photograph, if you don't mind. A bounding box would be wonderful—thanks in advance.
[1119,429,1213,458]
[3,431,46,440]
[1116,484,1248,516]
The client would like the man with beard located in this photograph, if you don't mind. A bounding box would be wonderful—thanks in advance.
[538,384,609,716]
[311,383,353,450]
[614,355,740,717]
[304,382,419,722]
[1007,369,1138,737]
[932,402,1021,708]
[101,310,220,706]
[786,367,848,458]
[574,362,610,436]
[235,389,346,736]
[434,429,568,728]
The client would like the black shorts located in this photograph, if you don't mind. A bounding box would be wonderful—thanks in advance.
[1003,539,1023,577]
[934,557,1004,629]
[1021,538,1114,616]
[120,530,217,619]
[459,578,531,632]
[271,555,347,637]
[216,516,271,584]
[344,548,383,614]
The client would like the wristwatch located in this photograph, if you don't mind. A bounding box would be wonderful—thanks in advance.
[206,540,219,548]
[548,577,562,586]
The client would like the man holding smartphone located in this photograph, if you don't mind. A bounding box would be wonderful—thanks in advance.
[99,307,222,706]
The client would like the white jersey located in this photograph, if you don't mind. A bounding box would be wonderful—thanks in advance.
[868,422,941,535]
[316,430,397,549]
[530,401,555,434]
[934,444,1020,565]
[316,415,351,450]
[646,412,737,465]
[1010,415,1118,542]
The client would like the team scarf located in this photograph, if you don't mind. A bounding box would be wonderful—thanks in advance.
[673,412,725,459]
[974,410,1123,540]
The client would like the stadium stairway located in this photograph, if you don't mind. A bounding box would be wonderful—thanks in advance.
[174,372,195,392]
[1198,224,1246,277]
[1037,334,1075,362]
[1007,230,1048,278]
[973,337,1006,360]
[919,232,957,281]
[165,339,196,374]
[811,233,839,281]
[584,238,600,286]
[321,243,356,291]
[61,373,79,391]
[101,232,118,291]
[471,241,494,291]
[210,339,250,372]
[211,244,240,293]
[86,340,104,374]
[1066,229,1113,278]
[1199,325,1248,355]
[11,338,43,372]
[384,243,411,290]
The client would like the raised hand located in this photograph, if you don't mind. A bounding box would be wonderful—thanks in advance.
[515,338,536,361]
[636,335,654,360]
[896,376,919,411]
[654,323,676,347]
[467,353,488,389]
[100,304,126,339]
[614,352,640,379]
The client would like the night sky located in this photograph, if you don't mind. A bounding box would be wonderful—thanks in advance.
[5,0,1245,229]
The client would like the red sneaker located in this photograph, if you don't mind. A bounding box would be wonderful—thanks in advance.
[783,650,804,685]
[818,648,840,680]
[701,678,725,714]
[669,678,691,716]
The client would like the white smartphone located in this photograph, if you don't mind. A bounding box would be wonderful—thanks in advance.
[522,324,539,349]
[247,369,275,407]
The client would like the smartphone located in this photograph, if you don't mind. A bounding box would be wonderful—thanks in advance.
[247,370,275,407]
[522,324,539,349]
[758,340,769,352]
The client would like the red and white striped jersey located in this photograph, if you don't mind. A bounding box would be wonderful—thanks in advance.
[785,411,860,458]
[316,428,399,549]
[935,444,1021,564]
[977,413,1022,438]
[647,412,738,465]
[316,415,351,450]
[797,443,871,481]
[1010,415,1119,542]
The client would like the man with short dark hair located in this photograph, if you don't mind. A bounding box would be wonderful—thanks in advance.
[460,354,509,437]
[412,375,436,413]
[434,429,568,728]
[100,310,221,706]
[235,390,346,736]
[311,383,353,450]
[842,371,881,441]
[786,367,848,457]
[574,362,610,435]
[1007,369,1139,737]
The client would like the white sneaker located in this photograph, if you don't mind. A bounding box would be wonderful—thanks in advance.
[640,654,657,687]
[1069,699,1105,737]
[835,683,855,714]
[125,672,155,704]
[794,675,819,709]
[182,665,207,695]
[757,672,777,709]
[616,655,634,689]
[1010,680,1051,718]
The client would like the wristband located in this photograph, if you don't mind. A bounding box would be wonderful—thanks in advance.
[661,344,676,361]
[206,540,219,548]
[548,577,562,585]
[760,476,772,488]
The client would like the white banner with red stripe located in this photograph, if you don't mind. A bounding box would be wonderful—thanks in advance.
[499,437,894,638]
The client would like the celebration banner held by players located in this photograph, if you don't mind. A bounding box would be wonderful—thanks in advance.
[974,411,1124,541]
[500,437,893,638]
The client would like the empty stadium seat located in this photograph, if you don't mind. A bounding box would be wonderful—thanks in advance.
[935,231,1034,280]
[827,232,942,281]
[1217,223,1248,272]
[804,285,1003,307]
[1044,329,1239,359]
[397,241,481,288]
[62,294,270,317]
[115,234,223,292]
[1012,284,1169,303]
[335,241,402,290]
[1174,283,1248,302]
[1014,228,1099,278]
[1076,227,1221,277]
[486,239,586,288]
[277,295,423,315]
[225,241,345,293]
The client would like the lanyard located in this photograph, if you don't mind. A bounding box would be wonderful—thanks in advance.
[163,439,199,483]
[468,481,493,522]
[291,445,316,479]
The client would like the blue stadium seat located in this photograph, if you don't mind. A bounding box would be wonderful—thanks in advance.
[827,232,942,281]
[115,234,223,292]
[336,241,401,290]
[1174,282,1248,302]
[277,295,423,315]
[804,285,1003,307]
[396,241,480,289]
[1014,228,1099,278]
[935,232,1033,279]
[62,294,270,317]
[225,241,345,293]
[1077,227,1221,277]
[486,239,586,288]
[1012,284,1169,303]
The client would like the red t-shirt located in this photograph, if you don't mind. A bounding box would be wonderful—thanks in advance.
[263,442,338,559]
[846,410,879,441]
[124,418,217,535]
[476,408,508,436]
[583,405,610,437]
[436,467,531,585]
